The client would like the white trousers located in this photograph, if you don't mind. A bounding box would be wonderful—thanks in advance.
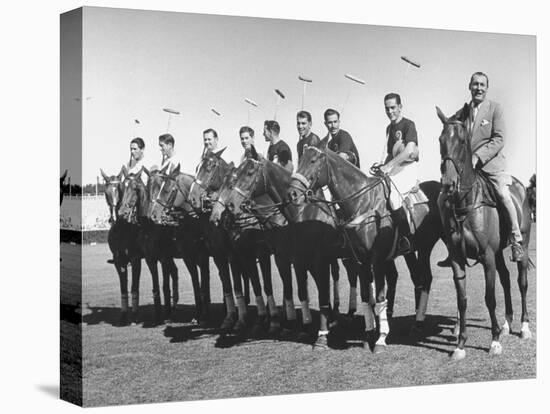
[388,162,419,210]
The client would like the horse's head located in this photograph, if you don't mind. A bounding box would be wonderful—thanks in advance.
[118,168,146,224]
[100,167,124,223]
[436,105,473,196]
[288,141,329,202]
[210,156,264,225]
[60,169,68,205]
[188,147,227,210]
[147,164,188,225]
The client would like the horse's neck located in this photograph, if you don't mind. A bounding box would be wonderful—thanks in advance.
[174,174,194,212]
[326,153,384,216]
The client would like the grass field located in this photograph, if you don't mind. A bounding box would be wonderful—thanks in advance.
[61,225,536,407]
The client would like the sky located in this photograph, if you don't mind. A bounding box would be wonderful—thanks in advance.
[63,6,536,185]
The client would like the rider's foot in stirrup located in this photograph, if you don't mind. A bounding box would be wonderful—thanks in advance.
[107,258,115,264]
[397,236,412,255]
[511,242,524,262]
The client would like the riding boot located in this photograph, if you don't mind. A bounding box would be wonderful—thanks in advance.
[391,207,412,255]
[437,256,452,268]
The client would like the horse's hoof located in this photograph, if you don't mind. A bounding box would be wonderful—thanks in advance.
[219,313,237,333]
[501,322,510,336]
[314,334,329,349]
[373,344,387,354]
[234,319,247,337]
[267,322,281,338]
[130,312,139,325]
[118,313,128,326]
[521,328,532,340]
[450,348,466,361]
[489,341,502,356]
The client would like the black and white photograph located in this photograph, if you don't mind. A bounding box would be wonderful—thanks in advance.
[4,1,547,413]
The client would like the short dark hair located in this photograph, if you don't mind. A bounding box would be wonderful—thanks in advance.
[323,108,340,121]
[296,110,312,123]
[203,128,218,138]
[264,120,280,135]
[469,72,489,88]
[159,133,174,146]
[130,137,145,149]
[384,93,402,105]
[239,126,254,137]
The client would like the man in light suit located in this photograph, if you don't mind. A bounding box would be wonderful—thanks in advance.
[440,72,523,264]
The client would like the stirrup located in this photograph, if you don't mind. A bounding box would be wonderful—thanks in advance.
[511,242,524,262]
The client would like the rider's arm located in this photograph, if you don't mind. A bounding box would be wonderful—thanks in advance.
[336,132,358,165]
[383,141,418,174]
[473,102,505,167]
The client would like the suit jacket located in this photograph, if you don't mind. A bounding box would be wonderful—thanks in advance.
[454,99,506,173]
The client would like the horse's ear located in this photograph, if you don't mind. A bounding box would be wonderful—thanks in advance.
[61,169,68,181]
[214,146,227,158]
[228,161,235,169]
[135,167,143,181]
[160,163,169,175]
[142,166,150,177]
[436,106,448,124]
[118,166,126,180]
[318,136,329,149]
[171,163,181,177]
[250,145,259,161]
[100,168,110,183]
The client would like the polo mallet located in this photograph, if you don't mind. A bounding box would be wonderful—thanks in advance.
[400,56,421,93]
[211,108,221,117]
[274,89,285,120]
[132,118,140,138]
[162,107,180,132]
[244,98,258,125]
[298,75,312,110]
[342,73,365,117]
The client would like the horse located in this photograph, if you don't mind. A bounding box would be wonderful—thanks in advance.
[146,164,212,326]
[436,106,532,360]
[210,149,360,346]
[117,167,180,325]
[290,141,444,352]
[60,169,68,205]
[189,149,285,337]
[101,167,142,325]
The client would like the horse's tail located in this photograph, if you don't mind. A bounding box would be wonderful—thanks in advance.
[528,257,536,271]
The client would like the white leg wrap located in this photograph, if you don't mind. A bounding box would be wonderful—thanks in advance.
[301,300,312,324]
[362,302,375,331]
[416,290,429,322]
[285,298,297,320]
[349,287,357,312]
[267,295,278,317]
[501,319,510,335]
[489,340,502,355]
[521,322,532,339]
[256,296,267,316]
[375,300,389,336]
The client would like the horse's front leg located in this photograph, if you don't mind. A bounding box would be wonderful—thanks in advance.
[450,258,468,360]
[483,251,503,356]
[372,261,390,353]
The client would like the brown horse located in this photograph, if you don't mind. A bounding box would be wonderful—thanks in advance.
[211,151,361,346]
[189,149,285,337]
[436,107,532,360]
[101,167,142,325]
[146,164,213,327]
[117,167,180,325]
[290,142,444,351]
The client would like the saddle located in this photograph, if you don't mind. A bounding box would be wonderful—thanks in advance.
[398,182,430,235]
